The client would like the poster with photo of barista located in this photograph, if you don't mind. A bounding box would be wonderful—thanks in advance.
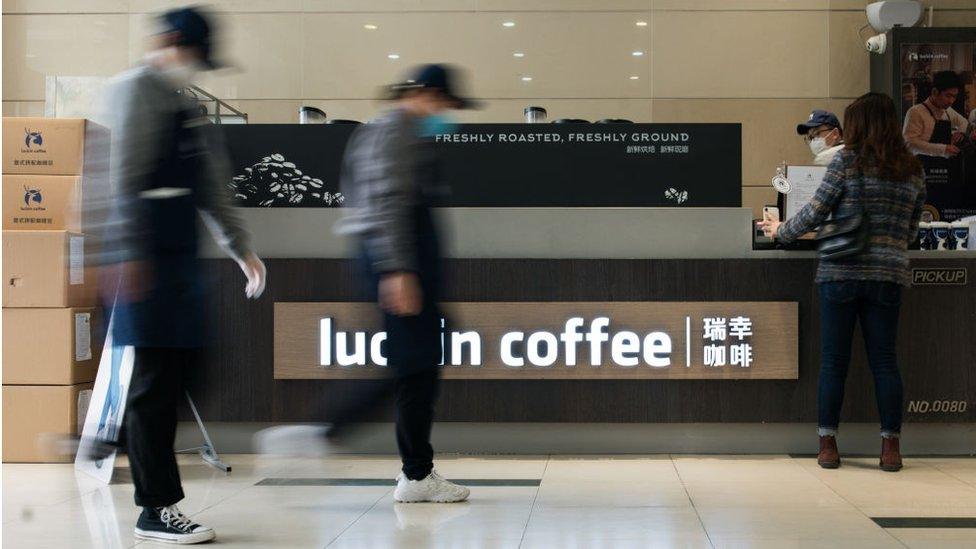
[900,42,976,221]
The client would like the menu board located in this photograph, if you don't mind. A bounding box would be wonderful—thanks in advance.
[784,165,826,221]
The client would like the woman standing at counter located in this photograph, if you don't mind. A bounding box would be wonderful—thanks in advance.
[760,93,926,472]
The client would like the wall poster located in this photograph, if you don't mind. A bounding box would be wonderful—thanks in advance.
[901,41,976,221]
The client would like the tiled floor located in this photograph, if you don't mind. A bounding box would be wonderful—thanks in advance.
[3,454,976,548]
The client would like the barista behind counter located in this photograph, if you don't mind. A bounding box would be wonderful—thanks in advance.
[796,109,844,166]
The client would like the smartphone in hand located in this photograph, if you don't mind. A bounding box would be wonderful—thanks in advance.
[761,206,780,237]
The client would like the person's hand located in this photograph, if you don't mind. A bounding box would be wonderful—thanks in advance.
[946,144,962,157]
[236,252,267,299]
[757,219,782,239]
[951,131,965,145]
[379,271,422,316]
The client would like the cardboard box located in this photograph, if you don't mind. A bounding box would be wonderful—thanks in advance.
[3,308,103,385]
[2,383,93,463]
[2,231,98,308]
[2,117,108,177]
[3,175,83,232]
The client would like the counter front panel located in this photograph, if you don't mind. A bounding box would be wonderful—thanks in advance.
[193,257,975,424]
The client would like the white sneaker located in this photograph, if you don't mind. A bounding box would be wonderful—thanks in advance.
[393,470,470,503]
[252,424,334,456]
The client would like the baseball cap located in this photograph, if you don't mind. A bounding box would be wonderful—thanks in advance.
[390,64,480,109]
[796,110,841,135]
[158,7,223,70]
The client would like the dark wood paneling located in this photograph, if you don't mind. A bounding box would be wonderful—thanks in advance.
[188,258,976,424]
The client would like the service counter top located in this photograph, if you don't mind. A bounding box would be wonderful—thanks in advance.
[202,207,976,260]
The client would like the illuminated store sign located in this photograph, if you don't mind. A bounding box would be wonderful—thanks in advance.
[275,302,798,380]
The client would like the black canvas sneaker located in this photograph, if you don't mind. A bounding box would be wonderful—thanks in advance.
[134,505,215,544]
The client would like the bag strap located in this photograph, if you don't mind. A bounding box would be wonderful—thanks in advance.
[844,153,867,217]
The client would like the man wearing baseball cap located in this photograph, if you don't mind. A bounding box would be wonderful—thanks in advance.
[797,109,845,166]
[256,64,476,503]
[98,6,265,544]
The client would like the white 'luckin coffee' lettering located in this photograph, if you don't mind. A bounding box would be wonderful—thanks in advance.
[319,317,673,368]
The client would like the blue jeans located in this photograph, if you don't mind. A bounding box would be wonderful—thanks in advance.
[817,280,903,438]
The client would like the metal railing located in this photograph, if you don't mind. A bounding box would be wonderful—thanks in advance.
[177,85,248,124]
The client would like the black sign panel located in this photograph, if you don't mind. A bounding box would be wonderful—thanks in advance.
[912,267,968,286]
[221,123,742,208]
[222,124,355,207]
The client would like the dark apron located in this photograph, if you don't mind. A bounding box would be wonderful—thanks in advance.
[112,105,210,348]
[918,103,963,219]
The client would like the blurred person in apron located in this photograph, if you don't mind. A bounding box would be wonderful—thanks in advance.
[100,7,266,544]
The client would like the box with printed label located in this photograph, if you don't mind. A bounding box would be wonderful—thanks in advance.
[2,175,83,231]
[2,231,97,308]
[2,117,108,177]
[3,308,103,385]
[2,383,93,463]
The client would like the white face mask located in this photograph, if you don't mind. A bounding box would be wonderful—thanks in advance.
[161,60,200,88]
[809,136,829,156]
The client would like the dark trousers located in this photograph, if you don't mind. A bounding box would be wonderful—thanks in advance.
[818,280,904,436]
[126,347,196,508]
[327,249,442,480]
[328,369,440,480]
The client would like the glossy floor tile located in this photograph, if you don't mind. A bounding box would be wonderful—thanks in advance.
[2,454,975,548]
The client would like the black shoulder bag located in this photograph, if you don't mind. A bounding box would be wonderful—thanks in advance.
[814,172,868,261]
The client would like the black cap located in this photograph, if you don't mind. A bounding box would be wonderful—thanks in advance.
[391,64,480,109]
[796,110,841,135]
[158,7,222,70]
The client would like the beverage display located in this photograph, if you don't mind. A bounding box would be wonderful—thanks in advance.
[917,221,932,250]
[950,220,969,251]
[930,222,951,251]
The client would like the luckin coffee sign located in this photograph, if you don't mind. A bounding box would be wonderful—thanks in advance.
[274,302,798,380]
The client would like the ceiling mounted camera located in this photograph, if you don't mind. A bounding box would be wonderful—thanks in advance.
[862,0,922,54]
[866,33,888,54]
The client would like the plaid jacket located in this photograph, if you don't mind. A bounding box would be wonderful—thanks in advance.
[335,108,429,273]
[778,149,926,287]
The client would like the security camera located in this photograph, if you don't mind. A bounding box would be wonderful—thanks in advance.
[866,1,922,32]
[866,33,887,54]
[863,1,921,54]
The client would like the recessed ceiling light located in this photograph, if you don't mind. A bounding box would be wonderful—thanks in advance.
[364,24,378,30]
[513,52,525,58]
[632,51,644,57]
[502,21,516,27]
[387,53,400,60]
[521,76,533,82]
[636,21,648,27]
[629,75,639,80]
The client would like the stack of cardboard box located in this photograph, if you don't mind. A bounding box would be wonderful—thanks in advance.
[2,117,109,462]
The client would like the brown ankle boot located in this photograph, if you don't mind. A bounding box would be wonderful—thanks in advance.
[818,435,840,469]
[880,437,903,472]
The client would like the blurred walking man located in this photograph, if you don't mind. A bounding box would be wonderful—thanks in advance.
[256,64,473,503]
[101,7,266,544]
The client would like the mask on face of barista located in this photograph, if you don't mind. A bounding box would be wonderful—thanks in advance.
[809,136,829,156]
[418,113,458,138]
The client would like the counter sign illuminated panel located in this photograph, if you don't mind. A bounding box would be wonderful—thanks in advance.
[275,302,797,380]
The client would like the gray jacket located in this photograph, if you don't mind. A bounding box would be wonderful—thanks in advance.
[102,64,250,264]
[335,108,426,273]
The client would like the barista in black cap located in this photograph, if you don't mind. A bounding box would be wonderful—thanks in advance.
[99,6,266,544]
[256,64,476,503]
[797,109,845,166]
